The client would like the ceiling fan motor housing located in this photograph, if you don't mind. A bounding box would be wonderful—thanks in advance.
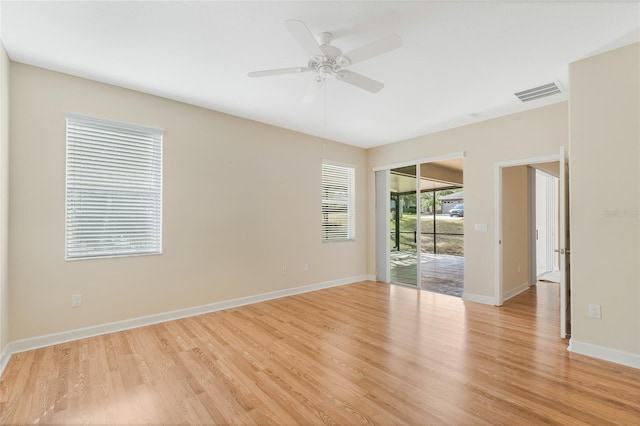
[308,40,348,77]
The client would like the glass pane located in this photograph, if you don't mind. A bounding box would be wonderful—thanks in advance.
[390,165,418,286]
[434,189,464,257]
[420,232,435,255]
[436,234,464,256]
[420,192,435,233]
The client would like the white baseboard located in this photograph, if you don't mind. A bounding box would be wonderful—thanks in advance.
[568,339,640,369]
[462,292,497,305]
[502,281,531,302]
[0,344,10,376]
[1,275,370,376]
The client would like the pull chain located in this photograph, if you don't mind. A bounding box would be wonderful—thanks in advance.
[323,78,327,136]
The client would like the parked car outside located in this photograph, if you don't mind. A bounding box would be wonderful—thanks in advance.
[450,204,464,217]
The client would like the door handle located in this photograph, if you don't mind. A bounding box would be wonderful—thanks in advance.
[554,248,570,255]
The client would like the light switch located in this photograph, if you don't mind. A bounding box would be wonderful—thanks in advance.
[475,224,488,232]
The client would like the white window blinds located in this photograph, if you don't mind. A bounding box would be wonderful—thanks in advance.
[321,162,355,242]
[65,114,163,260]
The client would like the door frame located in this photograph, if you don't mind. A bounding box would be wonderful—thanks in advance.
[558,146,571,338]
[494,153,560,306]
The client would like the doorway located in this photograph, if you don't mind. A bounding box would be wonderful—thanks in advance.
[495,149,570,338]
[387,158,465,295]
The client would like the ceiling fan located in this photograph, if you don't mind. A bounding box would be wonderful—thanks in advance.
[248,20,402,94]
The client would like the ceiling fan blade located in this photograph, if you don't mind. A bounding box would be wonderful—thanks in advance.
[248,67,312,78]
[285,20,324,57]
[341,33,402,66]
[336,70,384,93]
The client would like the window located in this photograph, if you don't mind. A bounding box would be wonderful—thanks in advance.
[65,114,163,260]
[321,161,355,242]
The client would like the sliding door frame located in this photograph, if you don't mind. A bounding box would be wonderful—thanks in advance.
[373,152,466,285]
[375,169,390,282]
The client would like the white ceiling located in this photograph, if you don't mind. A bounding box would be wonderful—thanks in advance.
[1,1,638,148]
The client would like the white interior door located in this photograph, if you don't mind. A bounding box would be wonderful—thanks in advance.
[559,146,571,338]
[535,170,549,275]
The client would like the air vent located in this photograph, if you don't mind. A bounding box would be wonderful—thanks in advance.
[514,82,562,102]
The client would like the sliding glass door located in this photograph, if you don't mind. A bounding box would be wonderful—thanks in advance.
[375,155,465,293]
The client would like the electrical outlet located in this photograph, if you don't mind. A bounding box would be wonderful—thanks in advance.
[282,265,287,274]
[71,294,82,308]
[588,304,601,319]
[304,264,309,272]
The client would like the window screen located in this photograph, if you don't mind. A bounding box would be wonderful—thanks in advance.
[65,114,163,259]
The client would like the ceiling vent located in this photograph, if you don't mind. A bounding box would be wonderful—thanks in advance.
[514,82,562,102]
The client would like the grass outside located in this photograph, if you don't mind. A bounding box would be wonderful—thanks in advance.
[391,214,464,255]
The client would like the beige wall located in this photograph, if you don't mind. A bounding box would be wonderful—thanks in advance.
[9,63,368,340]
[367,103,568,300]
[0,42,9,353]
[501,166,530,294]
[569,42,639,356]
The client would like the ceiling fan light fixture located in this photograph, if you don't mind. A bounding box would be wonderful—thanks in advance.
[336,56,351,67]
[316,32,333,46]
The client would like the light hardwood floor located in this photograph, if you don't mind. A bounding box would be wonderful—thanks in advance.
[1,281,639,424]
